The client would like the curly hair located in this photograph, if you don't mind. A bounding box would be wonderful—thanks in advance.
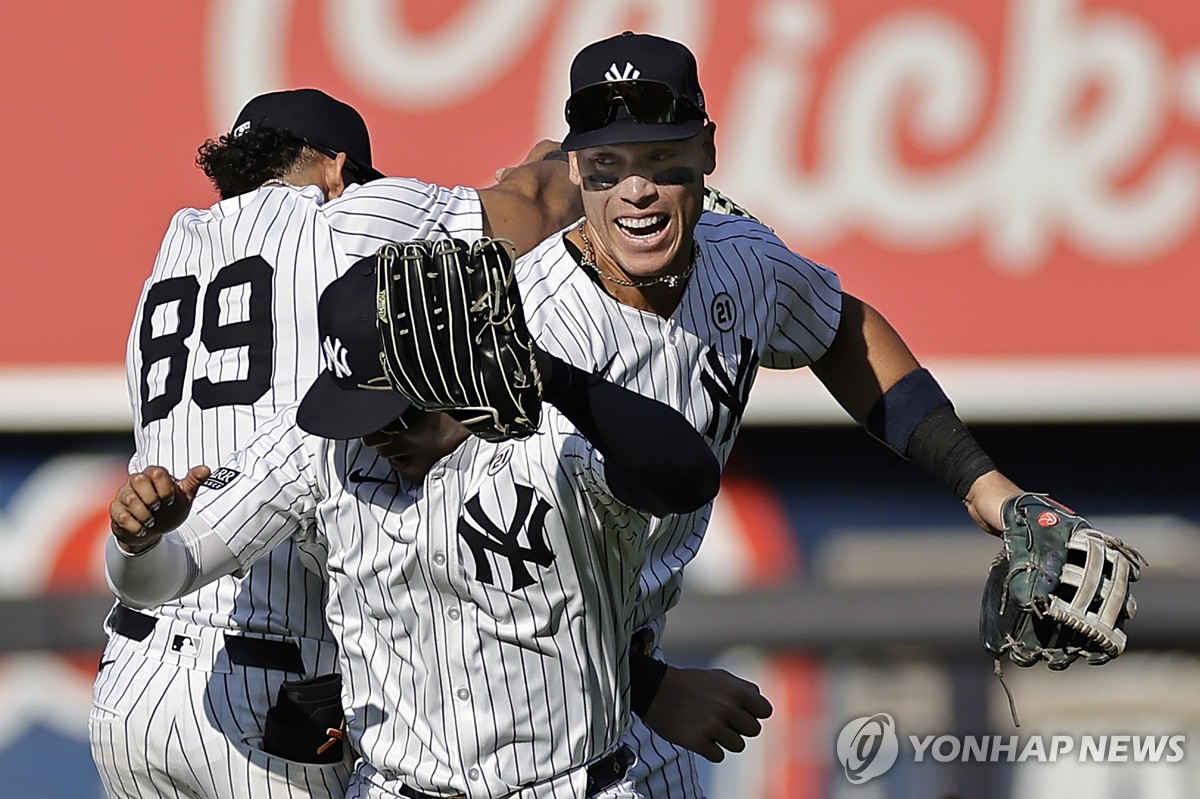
[196,126,322,199]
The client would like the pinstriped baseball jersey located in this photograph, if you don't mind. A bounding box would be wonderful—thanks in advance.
[179,403,647,799]
[516,212,842,632]
[124,178,482,638]
[516,213,841,798]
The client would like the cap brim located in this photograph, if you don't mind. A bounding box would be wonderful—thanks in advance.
[562,119,706,152]
[297,370,412,439]
[355,163,386,183]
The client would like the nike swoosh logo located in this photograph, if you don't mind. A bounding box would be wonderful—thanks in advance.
[597,354,618,379]
[98,659,116,672]
[347,468,393,485]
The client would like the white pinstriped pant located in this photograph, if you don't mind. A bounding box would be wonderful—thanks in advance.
[89,617,349,798]
[599,714,705,799]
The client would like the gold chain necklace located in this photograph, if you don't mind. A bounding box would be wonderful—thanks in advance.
[577,220,698,289]
[261,179,307,190]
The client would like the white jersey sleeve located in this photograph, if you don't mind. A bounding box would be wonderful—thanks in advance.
[183,404,326,572]
[323,177,484,260]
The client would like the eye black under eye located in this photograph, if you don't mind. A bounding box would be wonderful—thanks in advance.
[649,166,697,185]
[582,173,619,191]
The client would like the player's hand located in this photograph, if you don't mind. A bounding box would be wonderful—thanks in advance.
[642,666,773,763]
[963,470,1024,537]
[494,139,564,182]
[109,465,210,554]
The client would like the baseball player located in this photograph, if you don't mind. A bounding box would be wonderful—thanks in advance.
[105,253,722,799]
[91,88,582,799]
[512,32,1030,797]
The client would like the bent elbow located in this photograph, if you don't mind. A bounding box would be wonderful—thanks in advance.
[694,455,722,508]
[648,451,721,517]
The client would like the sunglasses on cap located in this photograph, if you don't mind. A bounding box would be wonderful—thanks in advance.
[565,80,707,134]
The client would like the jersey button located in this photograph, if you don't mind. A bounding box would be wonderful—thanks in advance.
[468,768,480,781]
[433,552,446,566]
[456,688,470,701]
[447,608,460,621]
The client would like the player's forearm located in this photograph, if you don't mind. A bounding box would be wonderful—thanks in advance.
[105,525,240,608]
[542,355,720,515]
[480,161,583,256]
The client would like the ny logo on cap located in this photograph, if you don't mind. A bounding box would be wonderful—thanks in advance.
[322,337,352,378]
[605,62,640,81]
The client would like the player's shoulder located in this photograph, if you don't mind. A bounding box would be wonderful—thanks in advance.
[697,211,786,252]
[327,177,480,212]
[163,202,216,231]
[322,178,484,254]
[697,212,835,279]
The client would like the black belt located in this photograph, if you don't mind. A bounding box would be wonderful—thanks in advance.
[398,744,635,799]
[109,604,305,673]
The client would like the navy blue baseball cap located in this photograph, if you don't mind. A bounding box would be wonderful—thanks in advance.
[232,88,386,182]
[562,32,708,151]
[297,256,412,439]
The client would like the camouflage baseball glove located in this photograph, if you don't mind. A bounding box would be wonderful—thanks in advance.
[981,494,1145,703]
[375,236,543,442]
[702,186,771,229]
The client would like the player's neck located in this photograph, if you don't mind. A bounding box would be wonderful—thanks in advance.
[606,277,686,317]
[569,224,692,318]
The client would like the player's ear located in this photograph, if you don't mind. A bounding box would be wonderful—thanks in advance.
[568,152,583,188]
[701,123,716,176]
[324,152,349,200]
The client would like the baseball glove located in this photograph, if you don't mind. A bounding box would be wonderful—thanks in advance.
[980,493,1146,719]
[375,236,543,442]
[702,186,772,230]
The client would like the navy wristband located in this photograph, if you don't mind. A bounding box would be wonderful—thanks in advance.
[865,368,951,455]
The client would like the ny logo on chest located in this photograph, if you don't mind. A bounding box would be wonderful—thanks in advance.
[699,335,759,445]
[457,484,556,590]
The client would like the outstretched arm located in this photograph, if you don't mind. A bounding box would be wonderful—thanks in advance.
[478,141,583,256]
[812,293,1021,533]
[106,465,243,607]
[108,406,323,604]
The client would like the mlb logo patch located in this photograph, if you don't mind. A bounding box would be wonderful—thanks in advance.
[171,634,198,659]
[202,467,241,490]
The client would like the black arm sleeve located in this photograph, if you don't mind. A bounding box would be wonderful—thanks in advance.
[629,649,669,717]
[542,354,720,516]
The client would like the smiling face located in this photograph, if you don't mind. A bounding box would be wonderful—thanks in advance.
[568,127,715,281]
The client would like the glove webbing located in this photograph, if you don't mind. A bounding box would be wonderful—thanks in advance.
[1048,530,1144,657]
